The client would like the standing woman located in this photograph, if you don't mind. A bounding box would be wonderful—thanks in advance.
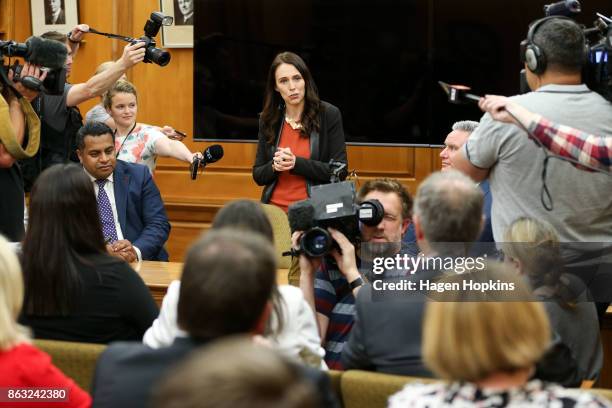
[103,80,200,174]
[253,52,347,212]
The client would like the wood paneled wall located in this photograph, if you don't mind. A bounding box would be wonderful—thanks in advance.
[3,0,444,261]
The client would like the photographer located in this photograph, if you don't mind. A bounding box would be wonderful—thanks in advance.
[17,25,146,190]
[452,17,612,243]
[0,65,46,242]
[479,94,611,172]
[295,179,412,369]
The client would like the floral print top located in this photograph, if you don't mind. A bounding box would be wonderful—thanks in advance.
[115,124,164,174]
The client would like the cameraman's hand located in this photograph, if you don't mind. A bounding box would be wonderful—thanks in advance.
[291,231,322,279]
[118,42,146,69]
[69,24,90,42]
[9,63,47,102]
[328,228,360,282]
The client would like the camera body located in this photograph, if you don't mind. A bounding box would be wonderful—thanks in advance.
[288,181,385,257]
[134,12,172,66]
[0,38,67,95]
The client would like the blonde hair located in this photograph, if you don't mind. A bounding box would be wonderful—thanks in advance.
[102,80,138,110]
[503,217,563,290]
[423,262,550,382]
[0,236,30,350]
[94,61,114,75]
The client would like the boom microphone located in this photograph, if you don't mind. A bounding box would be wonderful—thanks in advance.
[23,36,68,69]
[288,200,315,233]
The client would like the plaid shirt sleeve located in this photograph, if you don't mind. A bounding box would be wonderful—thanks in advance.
[529,117,611,172]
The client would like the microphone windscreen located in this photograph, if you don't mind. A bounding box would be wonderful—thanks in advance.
[288,200,315,233]
[204,144,224,164]
[25,36,68,70]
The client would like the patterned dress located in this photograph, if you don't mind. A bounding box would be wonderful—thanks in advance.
[115,124,164,174]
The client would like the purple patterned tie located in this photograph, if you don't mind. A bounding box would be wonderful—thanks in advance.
[95,179,118,243]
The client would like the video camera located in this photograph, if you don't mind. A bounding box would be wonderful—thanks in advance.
[0,36,68,95]
[288,173,385,258]
[522,0,612,101]
[88,12,172,66]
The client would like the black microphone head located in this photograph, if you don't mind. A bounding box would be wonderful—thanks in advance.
[288,200,315,233]
[203,144,224,165]
[25,36,68,69]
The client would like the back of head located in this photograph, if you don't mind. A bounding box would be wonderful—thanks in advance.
[423,262,550,382]
[41,31,67,44]
[0,236,30,350]
[503,217,563,289]
[414,170,483,245]
[153,336,317,408]
[212,200,274,243]
[22,164,106,315]
[532,18,585,74]
[178,229,276,339]
[357,178,413,221]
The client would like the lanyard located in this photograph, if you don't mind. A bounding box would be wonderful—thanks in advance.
[114,122,137,160]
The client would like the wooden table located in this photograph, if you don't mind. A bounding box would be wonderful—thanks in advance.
[133,261,289,306]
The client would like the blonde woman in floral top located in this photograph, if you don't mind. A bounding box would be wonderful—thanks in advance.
[102,80,201,174]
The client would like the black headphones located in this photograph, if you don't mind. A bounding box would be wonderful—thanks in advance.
[520,16,586,74]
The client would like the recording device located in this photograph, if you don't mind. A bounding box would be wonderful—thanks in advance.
[521,1,612,102]
[287,181,384,258]
[438,81,481,105]
[191,144,224,180]
[0,36,68,95]
[88,12,172,66]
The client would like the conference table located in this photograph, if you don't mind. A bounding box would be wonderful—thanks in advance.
[132,261,289,306]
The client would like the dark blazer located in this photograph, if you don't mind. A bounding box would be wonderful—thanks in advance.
[252,101,347,203]
[91,337,203,408]
[112,160,170,261]
[341,282,433,377]
[479,180,494,243]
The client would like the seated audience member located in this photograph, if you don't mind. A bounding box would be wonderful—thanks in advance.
[297,178,413,369]
[85,62,182,139]
[19,164,158,344]
[479,95,611,172]
[152,337,318,408]
[503,218,602,383]
[0,235,91,408]
[102,80,200,174]
[75,122,171,262]
[343,170,484,375]
[388,264,610,408]
[143,200,324,367]
[91,230,279,407]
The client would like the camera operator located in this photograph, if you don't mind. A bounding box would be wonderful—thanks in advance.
[16,24,146,190]
[0,65,46,242]
[294,178,412,369]
[452,17,612,244]
[479,94,611,173]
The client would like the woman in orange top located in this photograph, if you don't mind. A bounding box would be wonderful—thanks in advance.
[252,52,348,212]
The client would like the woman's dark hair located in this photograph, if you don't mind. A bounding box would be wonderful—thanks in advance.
[260,52,321,144]
[22,164,107,315]
[211,200,283,336]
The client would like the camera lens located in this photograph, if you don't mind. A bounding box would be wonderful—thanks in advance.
[146,47,171,66]
[301,227,332,257]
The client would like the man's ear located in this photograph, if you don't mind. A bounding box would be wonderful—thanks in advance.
[76,148,83,164]
[401,217,410,236]
[252,300,273,336]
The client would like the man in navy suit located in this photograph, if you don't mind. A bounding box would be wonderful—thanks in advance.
[76,122,170,261]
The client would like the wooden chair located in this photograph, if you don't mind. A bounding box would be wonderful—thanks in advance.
[262,204,292,269]
[34,339,106,392]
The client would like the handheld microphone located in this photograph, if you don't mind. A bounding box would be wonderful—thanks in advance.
[543,0,581,17]
[190,144,224,180]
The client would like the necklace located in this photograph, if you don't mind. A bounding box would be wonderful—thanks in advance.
[285,115,303,130]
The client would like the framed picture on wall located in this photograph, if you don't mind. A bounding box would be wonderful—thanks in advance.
[159,0,194,48]
[30,0,79,36]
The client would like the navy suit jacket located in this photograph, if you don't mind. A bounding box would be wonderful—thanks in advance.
[112,160,170,261]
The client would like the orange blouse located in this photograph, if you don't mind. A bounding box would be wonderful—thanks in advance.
[269,121,311,212]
